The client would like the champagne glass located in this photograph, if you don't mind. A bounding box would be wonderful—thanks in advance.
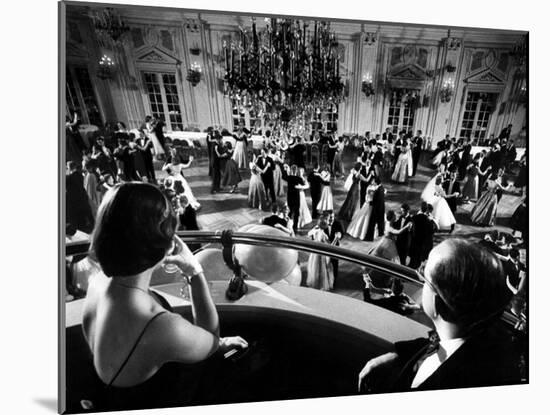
[163,239,182,274]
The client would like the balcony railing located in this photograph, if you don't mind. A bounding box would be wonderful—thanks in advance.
[65,230,524,330]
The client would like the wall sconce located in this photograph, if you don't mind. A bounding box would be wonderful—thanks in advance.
[517,85,527,105]
[361,73,375,97]
[186,62,202,86]
[440,77,455,103]
[97,54,115,80]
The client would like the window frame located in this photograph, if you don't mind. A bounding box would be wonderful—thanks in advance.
[458,91,497,144]
[141,70,185,132]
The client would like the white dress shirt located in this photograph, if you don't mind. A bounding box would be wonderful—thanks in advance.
[411,337,466,388]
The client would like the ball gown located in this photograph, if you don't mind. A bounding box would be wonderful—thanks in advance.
[298,189,313,228]
[248,163,267,209]
[338,173,361,223]
[306,227,334,291]
[317,172,334,211]
[347,186,375,240]
[470,179,500,226]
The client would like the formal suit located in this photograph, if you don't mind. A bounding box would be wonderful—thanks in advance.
[388,324,524,393]
[458,143,472,180]
[308,171,323,218]
[256,156,276,203]
[211,142,223,191]
[324,220,344,282]
[282,170,303,232]
[395,213,413,265]
[408,212,437,269]
[365,185,386,241]
[411,136,423,176]
[178,205,201,252]
[499,127,512,140]
[442,178,461,213]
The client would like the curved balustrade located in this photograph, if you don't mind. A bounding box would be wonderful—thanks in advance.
[65,230,523,329]
[66,230,424,286]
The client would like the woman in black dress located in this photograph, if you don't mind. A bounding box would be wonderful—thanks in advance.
[338,162,362,223]
[221,142,242,193]
[82,182,247,411]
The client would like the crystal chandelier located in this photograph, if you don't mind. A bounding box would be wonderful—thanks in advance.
[222,18,345,131]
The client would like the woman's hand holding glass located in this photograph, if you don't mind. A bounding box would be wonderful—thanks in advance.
[164,235,203,279]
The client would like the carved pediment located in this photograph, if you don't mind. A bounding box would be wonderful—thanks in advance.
[464,69,504,84]
[388,64,428,87]
[136,47,179,65]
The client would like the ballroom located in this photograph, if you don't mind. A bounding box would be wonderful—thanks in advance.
[62,1,528,413]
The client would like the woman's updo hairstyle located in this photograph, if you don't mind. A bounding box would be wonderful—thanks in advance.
[90,182,177,277]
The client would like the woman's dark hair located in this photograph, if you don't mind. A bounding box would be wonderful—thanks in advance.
[386,210,396,222]
[427,239,512,330]
[353,162,362,171]
[90,182,177,277]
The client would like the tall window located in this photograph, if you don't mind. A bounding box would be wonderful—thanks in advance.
[310,103,339,133]
[459,92,496,142]
[231,98,262,131]
[143,72,184,131]
[387,89,418,134]
[66,66,102,126]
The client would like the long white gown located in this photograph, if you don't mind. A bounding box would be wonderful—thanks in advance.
[346,186,375,240]
[163,163,200,209]
[431,184,456,230]
[298,190,312,228]
[146,122,165,157]
[306,228,334,291]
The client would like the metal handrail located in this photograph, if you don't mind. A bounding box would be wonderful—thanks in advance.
[65,230,424,287]
[65,230,522,329]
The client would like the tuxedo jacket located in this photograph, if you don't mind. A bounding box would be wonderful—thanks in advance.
[307,171,323,199]
[324,220,344,246]
[411,137,423,157]
[409,213,436,260]
[442,179,461,212]
[389,324,524,392]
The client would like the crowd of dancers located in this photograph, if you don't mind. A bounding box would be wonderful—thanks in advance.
[67,116,527,306]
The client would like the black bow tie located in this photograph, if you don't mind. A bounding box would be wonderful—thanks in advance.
[425,330,441,355]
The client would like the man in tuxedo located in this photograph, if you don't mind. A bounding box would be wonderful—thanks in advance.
[503,139,517,171]
[256,148,276,205]
[408,202,437,270]
[498,123,513,141]
[262,202,293,236]
[365,176,386,241]
[502,248,526,294]
[288,136,306,168]
[411,130,423,176]
[358,238,523,393]
[210,134,223,193]
[443,170,461,215]
[369,142,384,178]
[382,127,394,143]
[176,195,201,252]
[323,211,344,284]
[458,137,472,180]
[393,131,406,166]
[307,163,323,219]
[282,164,302,234]
[395,204,413,265]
